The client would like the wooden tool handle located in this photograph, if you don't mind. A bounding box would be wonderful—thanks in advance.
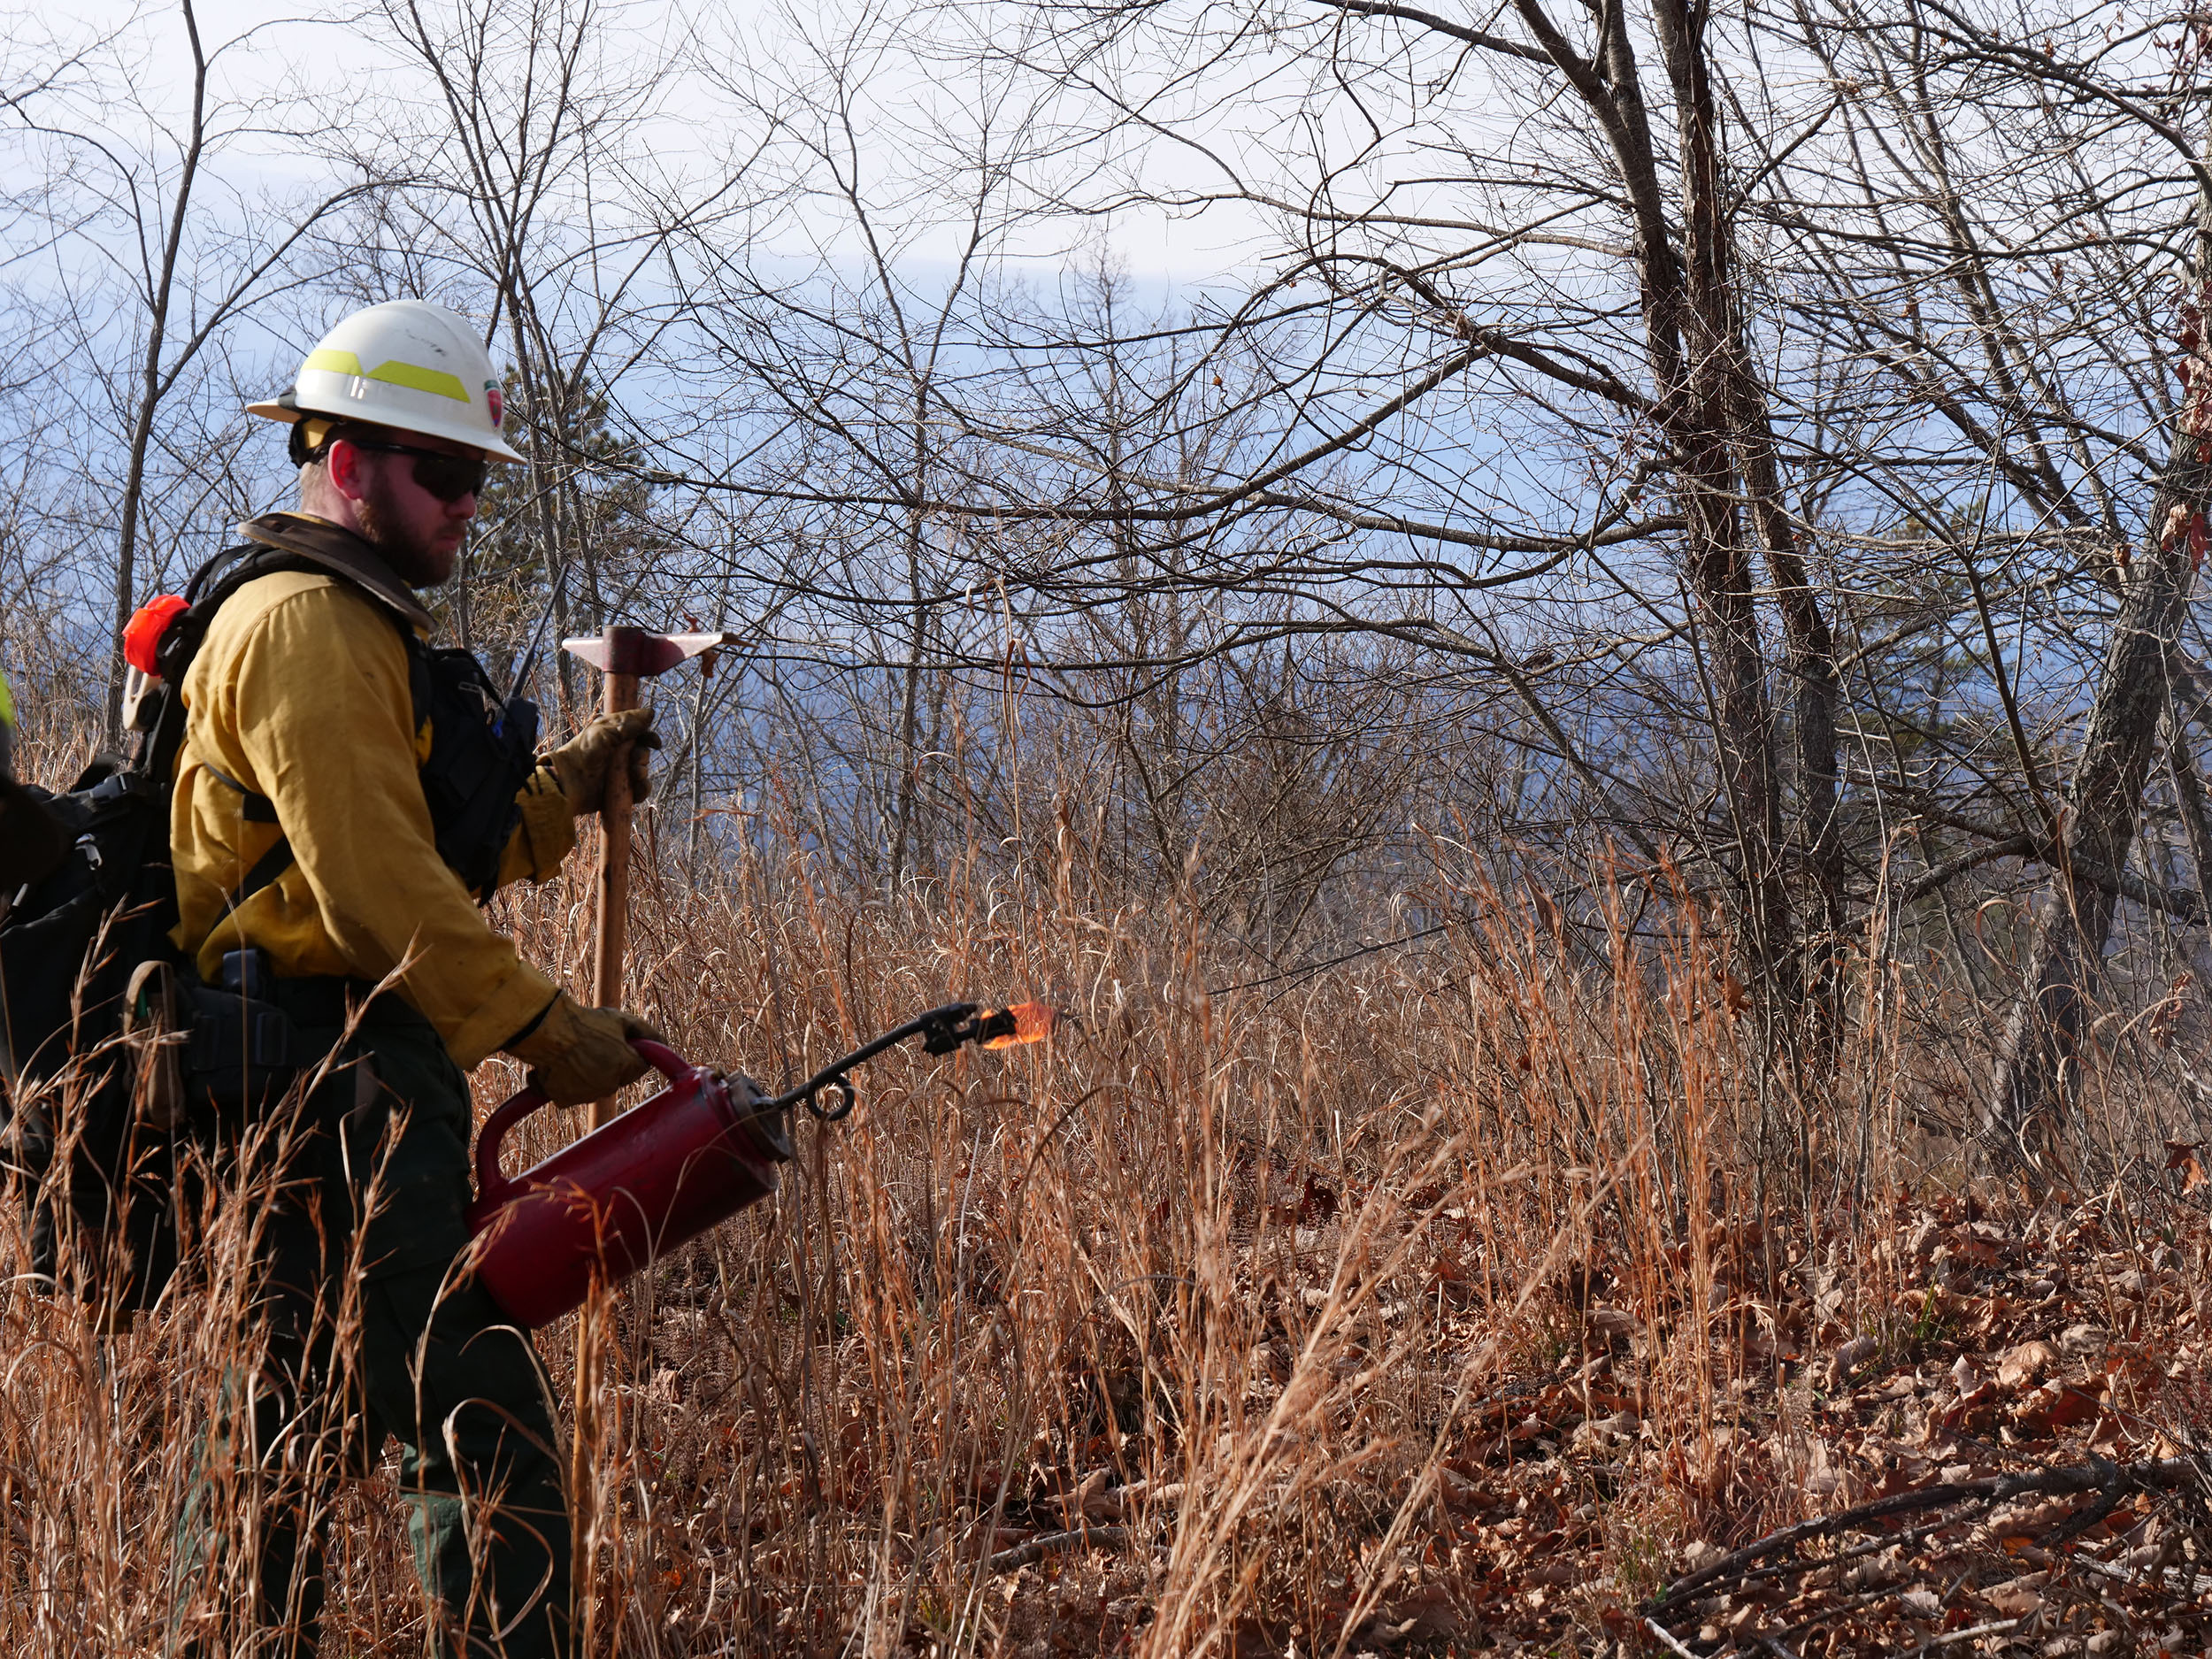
[587,664,641,1130]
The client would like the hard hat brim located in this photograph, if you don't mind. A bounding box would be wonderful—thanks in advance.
[248,386,526,465]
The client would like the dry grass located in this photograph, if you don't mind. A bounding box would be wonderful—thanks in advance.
[3,799,2208,1655]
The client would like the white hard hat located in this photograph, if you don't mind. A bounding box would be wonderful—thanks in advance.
[248,298,525,463]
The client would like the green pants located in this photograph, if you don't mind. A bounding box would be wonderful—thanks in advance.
[178,997,571,1658]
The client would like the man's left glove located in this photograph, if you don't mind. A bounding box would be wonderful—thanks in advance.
[545,708,661,818]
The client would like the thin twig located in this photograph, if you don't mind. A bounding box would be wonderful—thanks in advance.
[1909,1618,2018,1655]
[987,1525,1132,1573]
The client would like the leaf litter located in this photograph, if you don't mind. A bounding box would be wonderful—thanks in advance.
[967,1186,2212,1657]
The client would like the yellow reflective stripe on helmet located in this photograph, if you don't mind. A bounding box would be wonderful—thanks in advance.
[366,359,469,402]
[0,667,14,732]
[303,347,471,403]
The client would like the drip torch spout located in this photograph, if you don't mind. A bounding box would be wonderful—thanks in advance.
[761,1000,1054,1120]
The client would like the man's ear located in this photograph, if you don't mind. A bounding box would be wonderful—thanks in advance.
[325,437,368,503]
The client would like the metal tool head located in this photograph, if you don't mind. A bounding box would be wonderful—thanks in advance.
[561,624,737,678]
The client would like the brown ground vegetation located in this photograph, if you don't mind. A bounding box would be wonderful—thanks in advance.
[4,817,2211,1656]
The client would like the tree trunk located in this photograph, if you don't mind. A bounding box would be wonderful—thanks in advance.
[1734,377,1844,1061]
[1647,0,1793,990]
[1986,273,2212,1158]
[2165,703,2212,930]
[106,0,207,747]
[1503,0,1798,996]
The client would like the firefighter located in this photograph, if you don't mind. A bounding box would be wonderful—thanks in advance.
[173,298,659,1657]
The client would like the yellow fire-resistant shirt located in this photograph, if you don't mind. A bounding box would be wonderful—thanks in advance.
[170,513,574,1068]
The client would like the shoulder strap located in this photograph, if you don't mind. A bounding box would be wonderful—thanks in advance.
[202,763,280,822]
[220,832,295,918]
[135,544,295,787]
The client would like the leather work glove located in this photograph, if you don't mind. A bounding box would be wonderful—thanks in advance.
[545,707,660,818]
[505,992,668,1106]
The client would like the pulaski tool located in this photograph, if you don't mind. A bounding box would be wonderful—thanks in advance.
[560,623,735,1125]
[466,1000,1055,1327]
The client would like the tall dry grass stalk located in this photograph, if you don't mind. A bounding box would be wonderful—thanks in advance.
[0,802,2169,1656]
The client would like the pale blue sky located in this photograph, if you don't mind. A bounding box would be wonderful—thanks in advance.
[51,0,1274,284]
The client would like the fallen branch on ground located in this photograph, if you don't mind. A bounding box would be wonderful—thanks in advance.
[1647,1454,2209,1616]
[987,1525,1133,1573]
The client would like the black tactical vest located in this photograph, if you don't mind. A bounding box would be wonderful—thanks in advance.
[159,542,541,903]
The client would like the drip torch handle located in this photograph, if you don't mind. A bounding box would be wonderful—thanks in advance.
[475,1038,694,1202]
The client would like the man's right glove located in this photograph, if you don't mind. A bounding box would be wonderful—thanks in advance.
[505,992,668,1106]
[545,708,660,818]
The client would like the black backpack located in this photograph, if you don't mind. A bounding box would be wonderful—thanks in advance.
[0,740,183,1305]
[0,543,540,1309]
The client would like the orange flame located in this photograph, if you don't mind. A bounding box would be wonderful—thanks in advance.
[980,1002,1055,1049]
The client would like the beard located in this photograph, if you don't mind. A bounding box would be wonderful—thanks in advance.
[355,473,451,588]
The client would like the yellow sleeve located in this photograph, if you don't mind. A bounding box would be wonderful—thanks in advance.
[497,765,576,888]
[223,587,558,1066]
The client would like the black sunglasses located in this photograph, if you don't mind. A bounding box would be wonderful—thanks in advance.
[340,437,490,503]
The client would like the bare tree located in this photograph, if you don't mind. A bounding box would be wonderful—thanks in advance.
[14,0,2212,1164]
[1985,154,2212,1152]
[1,1,384,741]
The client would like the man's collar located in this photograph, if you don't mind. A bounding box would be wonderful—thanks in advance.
[233,512,437,633]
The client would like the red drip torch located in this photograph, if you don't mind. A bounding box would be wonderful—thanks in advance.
[467,1000,1053,1327]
